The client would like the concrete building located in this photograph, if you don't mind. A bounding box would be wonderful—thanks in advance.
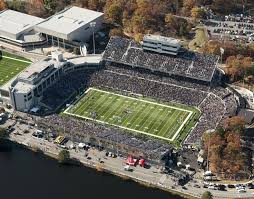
[35,6,104,48]
[8,52,102,112]
[0,9,45,48]
[142,34,181,55]
[9,52,67,111]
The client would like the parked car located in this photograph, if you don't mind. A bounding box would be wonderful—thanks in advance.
[124,165,133,172]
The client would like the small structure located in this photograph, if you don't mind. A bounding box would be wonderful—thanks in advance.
[142,34,181,55]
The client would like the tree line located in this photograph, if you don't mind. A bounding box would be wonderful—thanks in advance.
[202,116,251,180]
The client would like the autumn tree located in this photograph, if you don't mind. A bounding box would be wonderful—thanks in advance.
[191,6,204,19]
[211,0,235,14]
[25,0,46,17]
[202,117,249,180]
[223,116,245,132]
[165,14,192,37]
[225,55,253,82]
[104,1,123,25]
[109,27,124,37]
[202,40,221,55]
[0,0,6,11]
[201,191,213,199]
[181,0,196,16]
[43,0,71,15]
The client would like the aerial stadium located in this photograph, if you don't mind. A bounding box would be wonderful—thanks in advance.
[3,34,239,164]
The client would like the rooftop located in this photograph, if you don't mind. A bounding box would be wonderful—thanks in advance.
[18,59,63,81]
[143,34,180,45]
[14,81,34,93]
[36,6,103,35]
[0,10,43,37]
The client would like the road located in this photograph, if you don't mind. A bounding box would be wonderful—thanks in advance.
[4,119,254,199]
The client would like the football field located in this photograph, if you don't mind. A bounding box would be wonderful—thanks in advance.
[0,51,31,86]
[65,88,195,142]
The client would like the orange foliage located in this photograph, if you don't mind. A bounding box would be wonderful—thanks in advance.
[0,0,6,11]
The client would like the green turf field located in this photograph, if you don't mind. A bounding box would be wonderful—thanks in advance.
[0,51,31,86]
[65,88,197,142]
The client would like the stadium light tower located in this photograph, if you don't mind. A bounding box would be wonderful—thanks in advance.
[90,22,96,54]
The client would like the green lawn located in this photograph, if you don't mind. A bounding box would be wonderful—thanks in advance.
[65,88,199,143]
[0,51,31,86]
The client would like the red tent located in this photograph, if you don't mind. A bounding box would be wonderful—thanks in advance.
[139,159,145,167]
[126,155,135,166]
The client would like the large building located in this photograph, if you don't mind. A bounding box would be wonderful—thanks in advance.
[0,9,45,48]
[0,7,104,49]
[8,52,102,112]
[9,52,67,111]
[35,6,104,48]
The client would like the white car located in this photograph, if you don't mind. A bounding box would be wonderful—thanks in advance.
[238,188,246,193]
[208,186,216,190]
[124,165,132,171]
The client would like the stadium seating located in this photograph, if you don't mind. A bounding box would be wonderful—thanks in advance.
[103,36,219,82]
[38,37,238,146]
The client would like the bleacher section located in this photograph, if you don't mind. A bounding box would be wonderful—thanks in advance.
[103,37,219,82]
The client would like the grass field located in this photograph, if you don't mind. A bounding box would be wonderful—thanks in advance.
[65,88,199,143]
[0,51,31,86]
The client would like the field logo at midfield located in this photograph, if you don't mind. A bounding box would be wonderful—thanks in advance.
[64,88,193,142]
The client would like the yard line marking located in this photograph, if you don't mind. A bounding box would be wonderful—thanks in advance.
[2,56,32,64]
[64,111,174,142]
[64,87,195,142]
[89,88,192,113]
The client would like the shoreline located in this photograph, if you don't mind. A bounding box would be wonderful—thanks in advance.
[6,136,196,199]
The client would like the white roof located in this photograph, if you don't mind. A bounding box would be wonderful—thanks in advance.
[143,34,180,45]
[14,81,33,93]
[0,10,43,36]
[36,6,103,35]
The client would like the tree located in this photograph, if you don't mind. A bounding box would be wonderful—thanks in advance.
[211,0,235,14]
[26,0,46,17]
[0,0,6,11]
[181,0,196,16]
[202,40,221,55]
[201,191,213,199]
[191,6,204,19]
[202,116,249,180]
[104,3,123,25]
[223,116,245,132]
[109,28,124,37]
[58,149,70,164]
[225,55,253,82]
[0,127,7,139]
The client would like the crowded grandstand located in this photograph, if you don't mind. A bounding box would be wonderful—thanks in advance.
[36,35,239,150]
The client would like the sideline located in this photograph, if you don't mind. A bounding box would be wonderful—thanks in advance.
[2,55,32,64]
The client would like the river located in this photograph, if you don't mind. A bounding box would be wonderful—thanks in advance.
[0,140,184,199]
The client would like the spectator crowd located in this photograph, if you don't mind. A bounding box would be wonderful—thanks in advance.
[37,36,239,146]
[103,37,219,82]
